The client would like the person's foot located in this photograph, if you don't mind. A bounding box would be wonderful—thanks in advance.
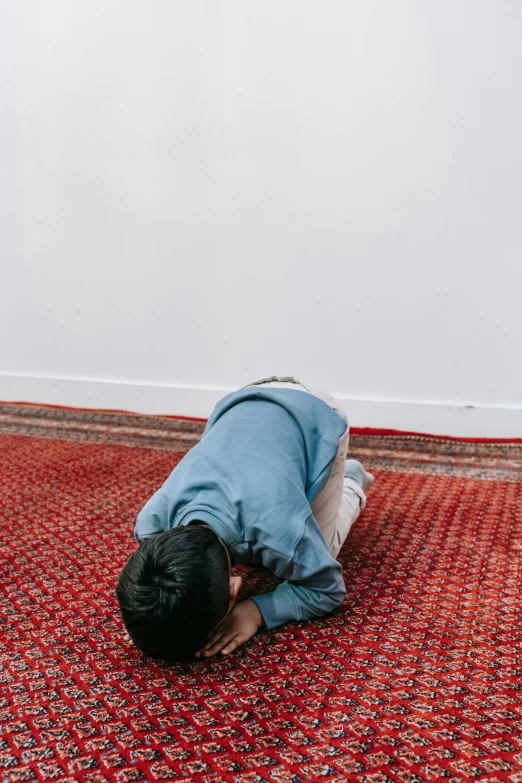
[344,459,374,492]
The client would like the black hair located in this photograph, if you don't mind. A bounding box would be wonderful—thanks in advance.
[116,525,230,662]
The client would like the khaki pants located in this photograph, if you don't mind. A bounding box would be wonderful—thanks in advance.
[245,376,366,558]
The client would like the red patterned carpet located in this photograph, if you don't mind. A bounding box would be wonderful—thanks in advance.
[1,402,521,783]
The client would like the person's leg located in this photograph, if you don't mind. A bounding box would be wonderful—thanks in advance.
[327,459,374,557]
[242,376,310,393]
[310,424,350,551]
[243,377,374,556]
[300,382,348,423]
[242,377,345,419]
[304,385,373,558]
[311,449,373,558]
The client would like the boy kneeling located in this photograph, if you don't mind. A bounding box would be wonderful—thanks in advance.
[116,377,373,661]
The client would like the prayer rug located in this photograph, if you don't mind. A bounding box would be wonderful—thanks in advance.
[0,402,521,783]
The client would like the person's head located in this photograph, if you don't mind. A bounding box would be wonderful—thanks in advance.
[116,524,242,661]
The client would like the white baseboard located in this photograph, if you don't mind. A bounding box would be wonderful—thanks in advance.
[1,372,521,438]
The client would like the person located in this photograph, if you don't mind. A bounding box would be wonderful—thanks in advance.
[116,376,374,662]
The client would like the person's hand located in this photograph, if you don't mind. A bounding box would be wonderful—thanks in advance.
[195,599,263,658]
[123,633,134,646]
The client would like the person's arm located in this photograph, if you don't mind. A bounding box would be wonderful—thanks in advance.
[197,516,346,657]
[251,517,346,630]
[196,517,346,657]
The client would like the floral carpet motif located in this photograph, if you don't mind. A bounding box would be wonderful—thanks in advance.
[0,403,521,782]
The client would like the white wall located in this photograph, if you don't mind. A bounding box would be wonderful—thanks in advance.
[2,1,522,435]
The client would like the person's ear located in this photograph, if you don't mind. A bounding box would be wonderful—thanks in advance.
[229,575,242,605]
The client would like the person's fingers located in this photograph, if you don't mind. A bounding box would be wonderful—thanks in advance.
[220,635,242,655]
[199,630,227,654]
[202,631,236,657]
[203,639,229,657]
[196,634,226,657]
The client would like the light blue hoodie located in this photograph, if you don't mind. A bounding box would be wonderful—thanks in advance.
[135,387,348,629]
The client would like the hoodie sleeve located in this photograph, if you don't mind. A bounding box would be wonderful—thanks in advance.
[134,489,169,542]
[250,515,346,629]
